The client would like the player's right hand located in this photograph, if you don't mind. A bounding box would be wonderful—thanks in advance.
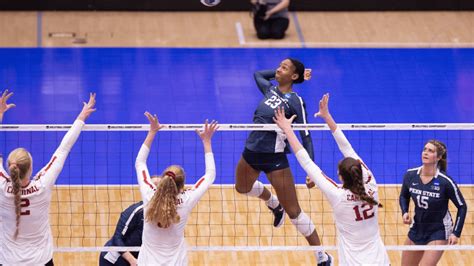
[306,176,315,189]
[402,213,412,225]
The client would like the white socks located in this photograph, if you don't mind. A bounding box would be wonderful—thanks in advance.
[265,194,279,209]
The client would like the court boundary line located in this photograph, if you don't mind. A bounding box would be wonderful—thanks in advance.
[291,12,306,48]
[36,11,42,47]
[235,21,246,45]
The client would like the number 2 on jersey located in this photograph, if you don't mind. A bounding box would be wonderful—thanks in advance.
[353,203,374,221]
[20,198,31,215]
[264,95,282,109]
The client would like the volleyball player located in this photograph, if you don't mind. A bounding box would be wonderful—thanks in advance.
[234,58,331,265]
[0,89,15,123]
[0,92,96,265]
[274,93,390,265]
[135,112,218,265]
[399,139,467,266]
[99,177,160,266]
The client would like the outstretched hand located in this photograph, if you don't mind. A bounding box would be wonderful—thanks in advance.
[144,112,164,133]
[273,106,296,133]
[314,93,330,119]
[0,89,16,114]
[196,119,219,143]
[77,92,96,122]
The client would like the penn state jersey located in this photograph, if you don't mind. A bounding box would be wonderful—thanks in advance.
[245,70,314,159]
[399,167,467,238]
[102,201,144,264]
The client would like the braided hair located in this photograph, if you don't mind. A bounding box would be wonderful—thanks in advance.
[339,157,382,207]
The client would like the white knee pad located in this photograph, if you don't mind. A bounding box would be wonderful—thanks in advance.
[290,211,316,237]
[244,180,264,197]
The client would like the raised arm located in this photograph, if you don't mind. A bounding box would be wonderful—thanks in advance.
[0,89,16,123]
[273,107,341,205]
[187,120,218,208]
[135,112,164,203]
[315,93,359,160]
[254,69,276,94]
[39,93,96,188]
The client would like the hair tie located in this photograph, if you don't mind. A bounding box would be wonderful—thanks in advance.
[165,171,176,180]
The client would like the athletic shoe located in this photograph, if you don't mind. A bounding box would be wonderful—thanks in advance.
[268,204,285,227]
[317,253,333,266]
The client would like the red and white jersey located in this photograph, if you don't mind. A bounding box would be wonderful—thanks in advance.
[135,144,216,266]
[296,127,389,265]
[0,120,84,265]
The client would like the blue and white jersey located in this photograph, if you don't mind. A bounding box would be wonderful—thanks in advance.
[399,167,467,238]
[245,70,314,159]
[103,201,144,264]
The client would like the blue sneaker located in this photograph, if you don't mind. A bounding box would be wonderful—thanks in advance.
[317,253,333,266]
[268,204,285,227]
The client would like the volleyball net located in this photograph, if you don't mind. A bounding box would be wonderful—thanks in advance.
[1,123,473,256]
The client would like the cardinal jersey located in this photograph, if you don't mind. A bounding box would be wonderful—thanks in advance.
[0,120,84,265]
[296,127,389,265]
[135,145,216,266]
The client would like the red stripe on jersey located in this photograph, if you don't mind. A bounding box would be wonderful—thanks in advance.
[365,175,372,184]
[44,156,57,172]
[321,172,338,187]
[0,172,10,181]
[359,160,369,171]
[194,178,205,189]
[142,170,154,190]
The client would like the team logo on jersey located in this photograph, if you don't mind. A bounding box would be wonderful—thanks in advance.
[431,185,440,191]
[284,93,291,99]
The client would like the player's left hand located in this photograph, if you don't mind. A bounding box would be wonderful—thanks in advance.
[304,69,312,81]
[448,234,459,245]
[144,112,165,133]
[0,89,16,114]
[77,92,96,122]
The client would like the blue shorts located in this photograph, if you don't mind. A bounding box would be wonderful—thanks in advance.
[242,148,289,173]
[408,227,449,245]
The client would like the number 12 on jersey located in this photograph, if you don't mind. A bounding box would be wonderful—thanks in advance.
[353,203,375,221]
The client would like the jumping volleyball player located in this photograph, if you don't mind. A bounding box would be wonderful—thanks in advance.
[234,58,331,265]
[0,92,96,265]
[274,94,390,265]
[135,112,218,265]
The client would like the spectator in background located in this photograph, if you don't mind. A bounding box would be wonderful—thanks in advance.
[251,0,290,39]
